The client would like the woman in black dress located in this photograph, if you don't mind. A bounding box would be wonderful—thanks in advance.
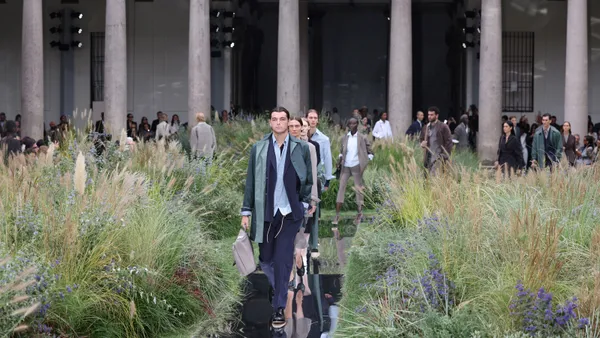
[495,121,525,176]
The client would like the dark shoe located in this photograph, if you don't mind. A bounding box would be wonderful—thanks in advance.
[297,282,305,293]
[288,279,296,291]
[271,308,286,329]
[271,326,285,337]
[297,264,305,277]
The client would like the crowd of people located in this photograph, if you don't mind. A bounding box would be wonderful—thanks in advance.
[325,104,600,175]
[3,103,600,337]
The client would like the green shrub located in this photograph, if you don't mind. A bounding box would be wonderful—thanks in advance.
[337,157,600,336]
[0,140,243,337]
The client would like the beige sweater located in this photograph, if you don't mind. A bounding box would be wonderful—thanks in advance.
[190,122,216,158]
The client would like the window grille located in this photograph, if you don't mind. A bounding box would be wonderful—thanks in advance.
[502,31,534,112]
[90,32,105,102]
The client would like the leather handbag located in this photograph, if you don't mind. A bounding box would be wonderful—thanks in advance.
[232,229,256,277]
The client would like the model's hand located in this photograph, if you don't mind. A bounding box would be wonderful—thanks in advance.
[308,205,316,215]
[241,216,249,231]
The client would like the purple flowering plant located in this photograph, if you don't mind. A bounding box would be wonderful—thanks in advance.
[355,235,457,318]
[509,282,589,336]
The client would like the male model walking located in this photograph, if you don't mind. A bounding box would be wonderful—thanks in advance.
[332,118,373,225]
[241,107,314,329]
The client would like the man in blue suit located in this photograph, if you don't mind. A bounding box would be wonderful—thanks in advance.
[406,110,424,136]
[241,106,314,329]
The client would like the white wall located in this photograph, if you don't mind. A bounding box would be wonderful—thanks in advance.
[0,0,226,127]
[467,0,600,125]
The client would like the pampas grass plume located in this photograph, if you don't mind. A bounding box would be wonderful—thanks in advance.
[74,152,87,195]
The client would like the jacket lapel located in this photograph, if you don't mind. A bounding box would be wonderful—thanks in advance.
[286,139,297,172]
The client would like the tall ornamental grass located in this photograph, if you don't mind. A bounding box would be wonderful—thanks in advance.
[0,136,243,337]
[337,143,600,337]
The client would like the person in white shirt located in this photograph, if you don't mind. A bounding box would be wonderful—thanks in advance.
[169,114,181,135]
[372,111,393,140]
[333,118,374,225]
[155,112,170,141]
[190,112,217,160]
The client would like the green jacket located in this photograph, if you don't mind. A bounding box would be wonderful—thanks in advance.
[531,126,563,168]
[241,133,313,243]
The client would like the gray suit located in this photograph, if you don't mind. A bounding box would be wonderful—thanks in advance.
[190,122,216,158]
[453,123,469,150]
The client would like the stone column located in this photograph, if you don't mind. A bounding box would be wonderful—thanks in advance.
[21,0,44,140]
[299,0,309,114]
[277,0,300,115]
[477,0,502,162]
[564,0,588,138]
[104,0,127,136]
[188,0,211,124]
[388,0,412,137]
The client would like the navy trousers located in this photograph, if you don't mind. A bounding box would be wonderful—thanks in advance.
[259,211,303,310]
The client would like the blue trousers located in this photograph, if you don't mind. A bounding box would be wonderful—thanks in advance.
[259,211,303,310]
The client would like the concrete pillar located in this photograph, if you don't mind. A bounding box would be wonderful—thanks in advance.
[104,0,127,136]
[21,0,44,140]
[277,0,301,115]
[388,0,412,137]
[477,0,502,162]
[564,0,588,137]
[188,0,211,124]
[299,1,309,114]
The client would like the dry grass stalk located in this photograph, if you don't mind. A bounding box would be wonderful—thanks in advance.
[591,227,600,259]
[577,270,600,317]
[522,214,563,289]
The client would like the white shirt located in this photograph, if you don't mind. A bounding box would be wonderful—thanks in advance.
[155,121,170,141]
[343,132,360,168]
[169,123,180,135]
[372,120,393,139]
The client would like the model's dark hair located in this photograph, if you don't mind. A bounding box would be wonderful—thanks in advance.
[271,106,290,119]
[427,106,440,115]
[504,121,515,136]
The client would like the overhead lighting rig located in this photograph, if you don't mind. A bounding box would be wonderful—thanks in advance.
[49,8,84,50]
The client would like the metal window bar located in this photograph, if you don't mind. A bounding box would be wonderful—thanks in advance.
[90,32,105,102]
[502,31,534,112]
